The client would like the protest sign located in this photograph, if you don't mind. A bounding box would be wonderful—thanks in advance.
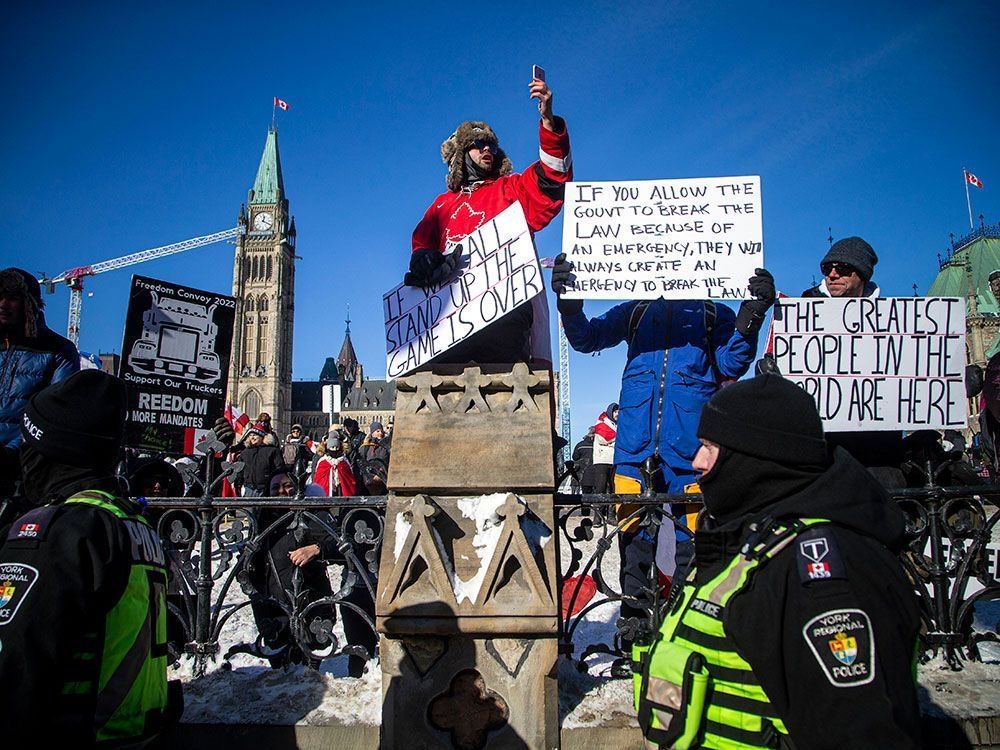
[771,297,967,431]
[384,202,543,378]
[119,275,236,453]
[561,176,763,300]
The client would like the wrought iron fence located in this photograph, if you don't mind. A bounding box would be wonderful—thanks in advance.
[147,493,386,677]
[132,458,997,678]
[554,480,1000,674]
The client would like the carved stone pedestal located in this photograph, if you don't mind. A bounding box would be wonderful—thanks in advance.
[377,365,559,749]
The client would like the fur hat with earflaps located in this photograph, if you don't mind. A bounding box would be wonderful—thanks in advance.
[441,121,513,192]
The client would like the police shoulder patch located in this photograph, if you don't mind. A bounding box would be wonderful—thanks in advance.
[0,562,40,625]
[802,608,875,687]
[6,505,59,543]
[795,526,846,584]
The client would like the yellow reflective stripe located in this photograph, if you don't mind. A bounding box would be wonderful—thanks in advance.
[681,608,727,637]
[704,558,755,606]
[671,635,754,673]
[713,682,771,706]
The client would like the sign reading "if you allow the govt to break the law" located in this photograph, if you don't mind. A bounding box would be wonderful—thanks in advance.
[561,176,763,300]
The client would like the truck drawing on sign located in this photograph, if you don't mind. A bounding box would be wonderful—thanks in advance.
[128,292,222,384]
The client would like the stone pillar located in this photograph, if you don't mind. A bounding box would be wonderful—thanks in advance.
[377,363,559,750]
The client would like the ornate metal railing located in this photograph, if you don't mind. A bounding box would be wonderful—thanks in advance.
[147,493,385,677]
[937,221,1000,268]
[554,478,1000,673]
[21,442,983,681]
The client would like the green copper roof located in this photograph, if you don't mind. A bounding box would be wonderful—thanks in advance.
[250,127,283,204]
[927,232,1000,356]
[928,236,1000,314]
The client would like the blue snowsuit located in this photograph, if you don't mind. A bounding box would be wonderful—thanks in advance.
[1,319,79,452]
[561,299,758,490]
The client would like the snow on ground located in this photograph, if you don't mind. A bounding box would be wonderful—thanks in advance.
[174,562,381,725]
[174,507,999,728]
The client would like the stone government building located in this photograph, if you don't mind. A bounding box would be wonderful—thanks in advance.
[226,126,395,437]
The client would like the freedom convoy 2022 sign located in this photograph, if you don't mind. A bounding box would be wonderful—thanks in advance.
[119,275,236,453]
[771,297,967,432]
[561,176,763,300]
[383,202,543,378]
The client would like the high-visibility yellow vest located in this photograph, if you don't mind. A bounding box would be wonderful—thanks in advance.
[634,519,828,749]
[63,490,169,743]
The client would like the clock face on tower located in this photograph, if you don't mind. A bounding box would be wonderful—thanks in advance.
[253,211,274,231]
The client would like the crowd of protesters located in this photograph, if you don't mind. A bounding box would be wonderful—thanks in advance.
[0,68,995,746]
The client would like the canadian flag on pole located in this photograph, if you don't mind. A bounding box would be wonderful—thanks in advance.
[273,97,290,111]
[966,171,984,189]
[225,403,251,438]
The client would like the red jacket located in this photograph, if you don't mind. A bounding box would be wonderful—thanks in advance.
[412,118,572,252]
[313,455,357,497]
[411,119,572,365]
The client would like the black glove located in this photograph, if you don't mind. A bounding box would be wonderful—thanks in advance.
[404,245,463,288]
[747,268,776,306]
[735,267,776,336]
[551,253,583,315]
[755,353,782,376]
[550,252,574,294]
[213,416,235,447]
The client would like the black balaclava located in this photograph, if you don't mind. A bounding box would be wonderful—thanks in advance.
[20,441,120,506]
[463,151,498,188]
[696,375,830,524]
[19,369,127,506]
[606,402,619,423]
[697,445,827,524]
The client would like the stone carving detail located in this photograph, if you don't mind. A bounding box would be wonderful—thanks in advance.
[428,669,509,750]
[485,638,533,678]
[502,362,542,413]
[452,367,492,414]
[394,365,551,416]
[381,495,457,607]
[400,637,447,678]
[401,370,443,414]
[476,494,552,608]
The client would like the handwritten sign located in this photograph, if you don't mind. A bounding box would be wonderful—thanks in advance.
[561,176,763,300]
[771,297,967,431]
[384,202,543,378]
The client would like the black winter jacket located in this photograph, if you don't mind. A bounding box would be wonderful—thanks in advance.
[694,448,921,749]
[239,444,285,492]
[0,493,179,743]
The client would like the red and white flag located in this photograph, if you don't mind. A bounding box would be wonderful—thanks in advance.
[225,403,250,437]
[966,171,984,189]
[273,97,290,111]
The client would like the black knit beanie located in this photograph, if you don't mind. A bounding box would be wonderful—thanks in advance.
[821,236,878,282]
[697,375,827,465]
[21,369,127,470]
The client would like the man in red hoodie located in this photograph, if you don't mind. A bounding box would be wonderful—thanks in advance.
[405,75,572,365]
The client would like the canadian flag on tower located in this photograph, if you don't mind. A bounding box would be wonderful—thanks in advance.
[966,170,984,189]
[273,97,290,111]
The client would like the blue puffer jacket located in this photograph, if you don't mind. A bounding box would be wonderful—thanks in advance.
[1,320,79,451]
[562,300,757,490]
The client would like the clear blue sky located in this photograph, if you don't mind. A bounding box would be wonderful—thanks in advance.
[4,1,998,442]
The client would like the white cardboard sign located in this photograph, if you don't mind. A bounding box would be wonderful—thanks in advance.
[383,202,543,379]
[771,297,967,431]
[561,176,763,300]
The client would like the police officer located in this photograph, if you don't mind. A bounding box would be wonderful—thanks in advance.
[0,370,179,745]
[635,375,921,749]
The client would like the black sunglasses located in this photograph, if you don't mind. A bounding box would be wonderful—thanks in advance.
[821,262,858,277]
[469,139,498,152]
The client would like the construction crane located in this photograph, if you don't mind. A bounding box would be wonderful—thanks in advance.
[558,320,572,471]
[40,228,241,345]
